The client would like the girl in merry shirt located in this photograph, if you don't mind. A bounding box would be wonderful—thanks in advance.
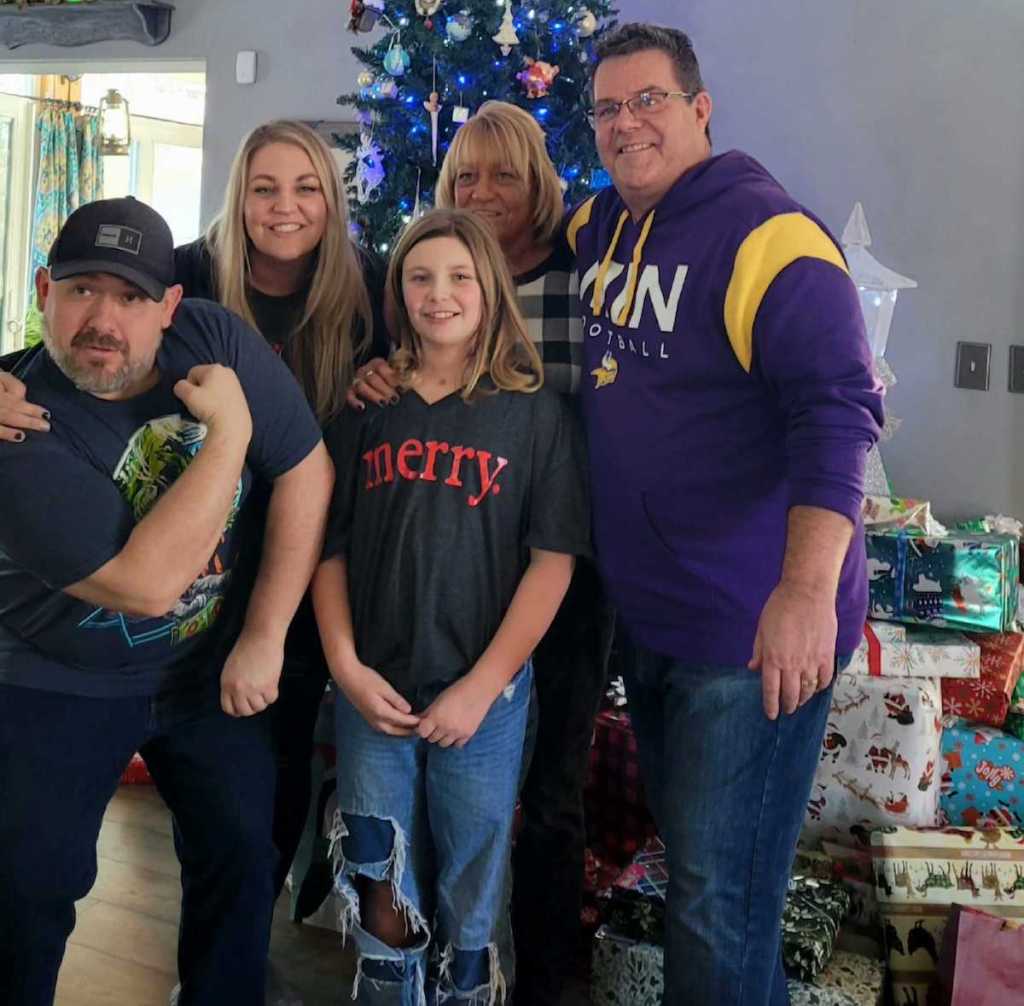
[313,208,589,1004]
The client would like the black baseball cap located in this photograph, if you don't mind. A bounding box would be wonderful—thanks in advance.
[47,196,175,301]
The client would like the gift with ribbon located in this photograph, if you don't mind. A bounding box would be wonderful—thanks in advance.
[849,621,980,679]
[866,528,1019,633]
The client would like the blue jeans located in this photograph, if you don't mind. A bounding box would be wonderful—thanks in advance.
[619,637,838,1006]
[0,680,278,1006]
[331,664,532,1006]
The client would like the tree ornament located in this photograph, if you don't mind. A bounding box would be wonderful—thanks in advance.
[573,6,597,37]
[517,56,560,99]
[357,70,376,99]
[383,36,411,76]
[424,91,441,165]
[492,0,519,56]
[349,0,385,33]
[445,9,474,43]
[355,134,386,204]
[373,76,399,99]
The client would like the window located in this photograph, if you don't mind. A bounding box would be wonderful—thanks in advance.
[0,92,34,354]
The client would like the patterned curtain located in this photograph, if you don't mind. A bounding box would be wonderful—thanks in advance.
[28,104,105,289]
[77,112,104,205]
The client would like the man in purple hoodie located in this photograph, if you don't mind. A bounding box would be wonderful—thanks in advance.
[567,23,884,1005]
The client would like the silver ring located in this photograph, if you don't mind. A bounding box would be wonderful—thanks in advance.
[363,368,375,380]
[802,677,816,690]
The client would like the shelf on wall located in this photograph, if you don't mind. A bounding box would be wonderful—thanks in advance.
[0,2,174,50]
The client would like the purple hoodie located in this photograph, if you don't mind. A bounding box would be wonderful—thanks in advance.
[567,151,884,666]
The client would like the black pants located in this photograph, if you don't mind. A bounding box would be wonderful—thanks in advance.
[269,654,330,898]
[511,558,615,1006]
[0,681,277,1006]
[170,654,329,905]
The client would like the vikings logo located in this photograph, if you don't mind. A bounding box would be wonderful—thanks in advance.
[591,351,618,389]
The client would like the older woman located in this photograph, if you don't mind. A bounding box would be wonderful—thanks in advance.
[352,100,614,1006]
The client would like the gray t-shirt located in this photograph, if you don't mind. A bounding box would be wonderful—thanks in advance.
[322,381,590,702]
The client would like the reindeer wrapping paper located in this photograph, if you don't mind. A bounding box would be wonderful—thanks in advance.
[866,529,1019,634]
[940,722,1024,829]
[941,632,1024,727]
[803,675,943,848]
[848,622,980,680]
[871,825,1024,1003]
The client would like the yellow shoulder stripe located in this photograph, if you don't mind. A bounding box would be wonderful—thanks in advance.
[566,196,597,255]
[723,212,848,373]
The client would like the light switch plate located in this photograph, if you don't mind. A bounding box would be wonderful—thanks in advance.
[1009,346,1024,393]
[955,341,991,391]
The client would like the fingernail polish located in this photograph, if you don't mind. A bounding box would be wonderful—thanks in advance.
[389,396,399,406]
[41,410,51,421]
[13,431,25,442]
[357,403,366,412]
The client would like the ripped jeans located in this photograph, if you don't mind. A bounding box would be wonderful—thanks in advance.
[331,663,532,1006]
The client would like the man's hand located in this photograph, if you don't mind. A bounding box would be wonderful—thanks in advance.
[748,581,837,720]
[220,629,285,717]
[417,674,497,749]
[337,661,421,736]
[0,371,50,442]
[346,357,401,410]
[173,364,252,443]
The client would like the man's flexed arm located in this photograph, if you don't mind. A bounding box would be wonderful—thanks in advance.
[64,364,253,617]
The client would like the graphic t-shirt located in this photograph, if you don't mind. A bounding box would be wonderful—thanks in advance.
[0,299,322,697]
[322,381,590,702]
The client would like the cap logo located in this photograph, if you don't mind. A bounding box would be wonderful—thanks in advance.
[95,224,142,255]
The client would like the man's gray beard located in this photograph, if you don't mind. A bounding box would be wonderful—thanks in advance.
[42,317,154,396]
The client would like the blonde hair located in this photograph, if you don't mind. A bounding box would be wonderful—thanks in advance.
[435,101,565,247]
[387,209,543,400]
[206,119,372,424]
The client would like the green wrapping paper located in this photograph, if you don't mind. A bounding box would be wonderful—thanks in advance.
[782,876,852,980]
[866,529,1019,632]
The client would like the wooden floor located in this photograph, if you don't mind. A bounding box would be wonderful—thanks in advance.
[56,785,353,1006]
[57,785,591,1005]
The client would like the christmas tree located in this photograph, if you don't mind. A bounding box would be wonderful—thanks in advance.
[339,0,618,253]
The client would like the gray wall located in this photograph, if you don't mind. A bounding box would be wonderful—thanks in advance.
[627,0,1024,520]
[5,0,1022,518]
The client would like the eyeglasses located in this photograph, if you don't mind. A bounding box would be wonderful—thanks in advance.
[587,89,693,129]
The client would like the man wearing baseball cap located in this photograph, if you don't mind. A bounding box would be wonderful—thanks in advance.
[0,198,333,1006]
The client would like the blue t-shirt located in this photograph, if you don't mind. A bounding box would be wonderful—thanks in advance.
[0,299,322,697]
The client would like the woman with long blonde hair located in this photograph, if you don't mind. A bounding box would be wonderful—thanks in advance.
[172,120,389,1006]
[315,208,588,1004]
[176,119,384,422]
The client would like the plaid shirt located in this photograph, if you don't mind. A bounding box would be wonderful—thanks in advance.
[515,238,582,397]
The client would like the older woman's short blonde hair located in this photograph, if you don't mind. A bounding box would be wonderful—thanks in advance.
[435,101,565,246]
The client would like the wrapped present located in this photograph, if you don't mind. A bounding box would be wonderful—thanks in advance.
[1005,712,1024,741]
[788,950,885,1006]
[803,675,943,847]
[871,825,1024,1001]
[613,836,667,901]
[585,710,658,867]
[941,631,1024,726]
[591,926,662,1006]
[863,495,945,535]
[819,840,885,958]
[1011,671,1024,715]
[935,904,1024,1003]
[787,983,859,1006]
[848,621,980,679]
[940,722,1024,828]
[782,875,851,979]
[866,528,1019,633]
